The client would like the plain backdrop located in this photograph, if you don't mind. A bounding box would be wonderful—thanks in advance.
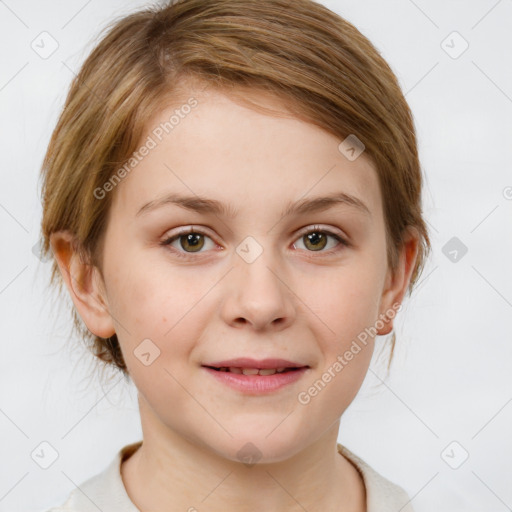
[1,0,511,511]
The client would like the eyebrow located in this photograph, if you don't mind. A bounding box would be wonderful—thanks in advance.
[135,191,371,218]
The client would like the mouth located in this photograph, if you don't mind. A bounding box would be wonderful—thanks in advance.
[201,358,310,394]
[203,366,306,376]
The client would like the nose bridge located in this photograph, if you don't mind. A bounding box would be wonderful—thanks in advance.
[243,227,290,272]
[223,235,295,329]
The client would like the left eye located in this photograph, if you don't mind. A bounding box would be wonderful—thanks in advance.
[293,227,347,253]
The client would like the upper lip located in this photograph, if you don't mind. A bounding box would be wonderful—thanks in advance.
[202,358,309,369]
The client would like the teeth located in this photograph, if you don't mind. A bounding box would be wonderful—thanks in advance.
[215,367,296,375]
[241,368,260,375]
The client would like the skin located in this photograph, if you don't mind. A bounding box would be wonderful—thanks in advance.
[51,85,418,512]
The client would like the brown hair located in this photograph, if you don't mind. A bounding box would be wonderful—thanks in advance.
[39,0,431,377]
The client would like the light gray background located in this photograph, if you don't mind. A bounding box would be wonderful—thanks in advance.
[1,1,511,511]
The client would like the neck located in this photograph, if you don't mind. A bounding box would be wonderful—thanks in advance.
[121,401,366,511]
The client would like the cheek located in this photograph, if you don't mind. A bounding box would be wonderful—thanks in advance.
[105,260,213,380]
[300,277,377,423]
[114,270,208,415]
[109,257,205,333]
[300,257,381,400]
[306,258,383,342]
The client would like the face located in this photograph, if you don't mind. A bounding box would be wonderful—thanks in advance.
[55,86,416,464]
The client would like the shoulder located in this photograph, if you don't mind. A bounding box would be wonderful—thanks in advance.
[337,443,416,512]
[43,441,142,512]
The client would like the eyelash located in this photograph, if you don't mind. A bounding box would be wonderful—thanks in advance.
[160,225,350,260]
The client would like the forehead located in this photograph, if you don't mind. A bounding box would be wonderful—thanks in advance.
[110,86,383,223]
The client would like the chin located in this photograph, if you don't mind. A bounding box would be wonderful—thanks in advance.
[208,433,307,466]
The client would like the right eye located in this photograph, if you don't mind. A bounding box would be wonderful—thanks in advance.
[160,227,217,258]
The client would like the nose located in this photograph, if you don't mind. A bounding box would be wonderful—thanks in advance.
[220,249,296,332]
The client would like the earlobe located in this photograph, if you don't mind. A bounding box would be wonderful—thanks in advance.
[376,228,419,336]
[50,231,116,339]
[376,309,395,336]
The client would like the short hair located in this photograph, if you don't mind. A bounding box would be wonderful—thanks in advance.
[39,0,432,377]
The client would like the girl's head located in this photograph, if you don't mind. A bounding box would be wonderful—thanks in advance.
[40,0,430,461]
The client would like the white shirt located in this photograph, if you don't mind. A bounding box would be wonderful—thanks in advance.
[45,441,415,511]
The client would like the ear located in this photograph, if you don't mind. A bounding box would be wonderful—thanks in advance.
[49,230,116,339]
[376,227,420,335]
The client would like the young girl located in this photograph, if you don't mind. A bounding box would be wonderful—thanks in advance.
[41,0,431,510]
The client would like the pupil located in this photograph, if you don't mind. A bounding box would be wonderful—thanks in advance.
[187,234,200,246]
[182,233,204,252]
[306,232,326,251]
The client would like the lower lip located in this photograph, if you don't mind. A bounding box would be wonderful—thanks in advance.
[202,367,309,394]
